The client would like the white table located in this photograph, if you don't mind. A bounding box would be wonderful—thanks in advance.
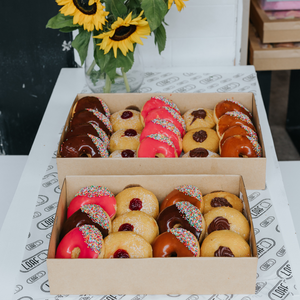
[1,66,299,300]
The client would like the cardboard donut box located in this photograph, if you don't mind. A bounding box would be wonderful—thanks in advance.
[47,174,258,295]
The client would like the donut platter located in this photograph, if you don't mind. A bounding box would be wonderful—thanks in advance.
[47,174,258,295]
[56,92,266,190]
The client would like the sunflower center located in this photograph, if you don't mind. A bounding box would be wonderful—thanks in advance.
[111,25,136,41]
[73,0,97,15]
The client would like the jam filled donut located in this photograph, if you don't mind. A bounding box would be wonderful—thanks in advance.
[220,135,262,157]
[56,224,104,258]
[214,99,252,123]
[137,134,177,158]
[182,147,219,158]
[73,96,110,118]
[152,228,200,257]
[160,185,204,213]
[67,186,117,219]
[140,119,183,156]
[110,129,141,152]
[182,128,219,153]
[201,230,251,257]
[183,108,215,131]
[60,204,111,240]
[157,201,206,242]
[115,186,159,218]
[203,191,243,214]
[110,109,144,132]
[204,207,250,241]
[103,231,152,258]
[109,149,137,158]
[112,211,159,244]
[60,134,109,158]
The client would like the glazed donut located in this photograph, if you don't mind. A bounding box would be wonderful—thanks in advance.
[73,96,110,118]
[137,134,177,158]
[201,230,251,257]
[204,207,250,241]
[214,99,252,123]
[157,201,206,242]
[220,135,262,157]
[152,228,200,257]
[109,149,137,158]
[112,211,159,244]
[56,224,104,258]
[216,111,255,138]
[183,108,215,131]
[203,191,243,214]
[60,134,109,158]
[160,185,204,213]
[140,96,180,123]
[115,186,159,218]
[182,128,219,153]
[140,119,182,156]
[143,106,186,137]
[110,109,144,132]
[103,231,152,258]
[182,147,219,158]
[60,204,111,240]
[67,186,117,219]
[109,129,141,152]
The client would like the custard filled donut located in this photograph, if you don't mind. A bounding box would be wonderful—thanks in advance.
[60,204,111,240]
[73,96,110,118]
[214,99,252,123]
[110,109,144,132]
[60,134,109,158]
[112,211,159,244]
[203,191,243,214]
[152,228,200,257]
[115,186,159,218]
[160,185,204,213]
[109,149,137,158]
[204,207,250,241]
[157,201,206,242]
[103,231,152,258]
[182,128,219,153]
[220,135,262,157]
[137,134,177,158]
[201,230,251,257]
[183,108,215,131]
[182,147,219,158]
[67,186,117,219]
[140,118,182,156]
[109,129,141,152]
[56,224,104,258]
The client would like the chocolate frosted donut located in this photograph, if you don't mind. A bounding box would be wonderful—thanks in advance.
[183,108,215,131]
[182,147,219,158]
[73,96,110,118]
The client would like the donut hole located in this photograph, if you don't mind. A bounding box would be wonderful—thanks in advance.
[170,252,178,257]
[79,153,90,157]
[114,249,130,258]
[155,153,165,158]
[173,223,183,229]
[125,105,140,112]
[71,247,81,258]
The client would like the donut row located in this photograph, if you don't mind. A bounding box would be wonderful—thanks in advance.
[55,184,251,259]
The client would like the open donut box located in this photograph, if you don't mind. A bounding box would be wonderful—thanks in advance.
[56,92,266,190]
[47,174,258,295]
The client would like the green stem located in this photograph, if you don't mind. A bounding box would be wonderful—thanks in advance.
[103,74,112,93]
[86,59,96,76]
[121,67,130,93]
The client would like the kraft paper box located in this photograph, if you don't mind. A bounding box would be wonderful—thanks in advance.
[47,174,258,295]
[56,92,266,190]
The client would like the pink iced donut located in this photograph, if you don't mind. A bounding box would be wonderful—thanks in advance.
[56,224,104,258]
[67,186,117,219]
[140,96,180,122]
[137,133,177,158]
[140,119,182,156]
[144,106,186,137]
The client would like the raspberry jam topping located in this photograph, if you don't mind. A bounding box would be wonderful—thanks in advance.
[118,223,134,231]
[121,149,135,157]
[121,111,133,119]
[125,129,137,137]
[114,249,130,258]
[129,198,143,211]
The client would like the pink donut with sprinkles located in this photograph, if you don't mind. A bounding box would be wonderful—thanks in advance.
[140,119,183,156]
[137,133,177,158]
[67,186,117,219]
[55,224,105,258]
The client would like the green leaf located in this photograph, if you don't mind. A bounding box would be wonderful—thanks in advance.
[71,29,91,65]
[154,23,167,54]
[46,13,79,30]
[110,0,128,18]
[126,0,142,11]
[115,50,134,73]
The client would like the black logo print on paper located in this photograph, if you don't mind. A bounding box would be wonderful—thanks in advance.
[248,192,260,202]
[37,213,55,230]
[173,84,196,93]
[277,246,286,257]
[40,280,50,293]
[36,195,49,207]
[277,261,293,280]
[217,82,240,93]
[200,75,222,84]
[208,295,233,300]
[268,280,289,300]
[26,270,46,284]
[260,258,276,271]
[256,238,276,258]
[44,202,58,212]
[250,199,272,219]
[256,281,267,294]
[20,249,48,272]
[14,284,23,294]
[243,74,256,82]
[25,239,43,251]
[260,216,275,228]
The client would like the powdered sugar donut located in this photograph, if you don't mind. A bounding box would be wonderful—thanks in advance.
[182,147,219,158]
[110,129,141,152]
[110,109,144,132]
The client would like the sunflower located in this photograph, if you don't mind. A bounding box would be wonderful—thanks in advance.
[56,0,109,31]
[94,11,151,58]
[168,0,188,11]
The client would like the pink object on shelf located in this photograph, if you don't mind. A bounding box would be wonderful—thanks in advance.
[260,0,300,11]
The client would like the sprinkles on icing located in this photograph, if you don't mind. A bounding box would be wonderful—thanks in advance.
[225,111,252,126]
[169,228,198,256]
[98,98,110,118]
[86,108,112,132]
[151,119,181,139]
[88,134,109,157]
[224,99,252,118]
[240,125,257,140]
[79,224,103,254]
[151,96,180,113]
[175,185,202,203]
[247,136,262,157]
[81,204,110,229]
[176,201,203,231]
[88,122,110,148]
[162,106,186,131]
[146,134,176,152]
[76,185,114,198]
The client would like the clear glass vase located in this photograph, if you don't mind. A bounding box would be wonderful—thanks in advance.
[84,38,145,93]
